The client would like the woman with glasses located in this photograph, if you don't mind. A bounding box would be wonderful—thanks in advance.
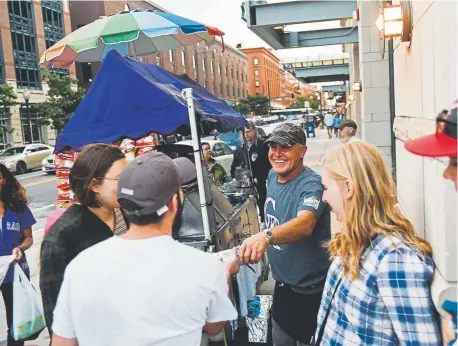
[40,144,127,335]
[0,164,36,346]
[315,141,441,345]
[405,101,457,345]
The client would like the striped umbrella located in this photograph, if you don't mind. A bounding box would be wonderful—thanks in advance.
[40,9,224,68]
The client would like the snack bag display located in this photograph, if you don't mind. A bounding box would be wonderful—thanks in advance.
[136,146,156,157]
[56,169,70,178]
[56,177,70,190]
[136,133,158,148]
[57,188,72,202]
[55,149,77,170]
[119,138,136,162]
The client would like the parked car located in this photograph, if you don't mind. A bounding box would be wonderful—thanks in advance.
[0,144,54,174]
[176,140,234,175]
[42,154,55,174]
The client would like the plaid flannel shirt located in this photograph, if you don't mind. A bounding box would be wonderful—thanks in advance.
[316,235,442,345]
[39,205,127,333]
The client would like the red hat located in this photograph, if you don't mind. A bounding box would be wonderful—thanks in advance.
[405,100,457,157]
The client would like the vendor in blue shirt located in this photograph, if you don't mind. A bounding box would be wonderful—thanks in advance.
[0,164,36,346]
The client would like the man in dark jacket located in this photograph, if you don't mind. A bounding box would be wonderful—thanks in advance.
[231,121,271,225]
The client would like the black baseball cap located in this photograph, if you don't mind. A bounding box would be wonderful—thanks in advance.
[336,119,357,130]
[405,100,457,157]
[266,123,307,147]
[117,152,196,217]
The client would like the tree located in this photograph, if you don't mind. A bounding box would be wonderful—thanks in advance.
[0,83,17,136]
[289,93,320,111]
[232,102,250,115]
[36,70,86,133]
[237,94,270,116]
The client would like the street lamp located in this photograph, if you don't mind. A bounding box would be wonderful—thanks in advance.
[375,1,412,42]
[23,91,32,144]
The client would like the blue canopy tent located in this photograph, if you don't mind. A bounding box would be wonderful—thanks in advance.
[55,50,246,152]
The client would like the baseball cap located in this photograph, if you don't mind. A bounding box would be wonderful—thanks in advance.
[336,119,357,130]
[117,152,196,217]
[266,123,307,147]
[405,100,457,157]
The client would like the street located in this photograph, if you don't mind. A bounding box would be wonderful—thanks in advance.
[0,124,340,345]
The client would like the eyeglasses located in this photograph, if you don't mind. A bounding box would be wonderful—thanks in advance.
[96,177,119,181]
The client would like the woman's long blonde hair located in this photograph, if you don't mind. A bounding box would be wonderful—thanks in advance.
[324,141,432,280]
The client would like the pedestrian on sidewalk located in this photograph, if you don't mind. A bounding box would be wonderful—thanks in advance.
[202,142,228,186]
[316,141,441,345]
[238,123,331,346]
[51,152,239,346]
[332,115,341,139]
[40,144,127,335]
[231,121,271,226]
[405,101,457,344]
[0,164,36,346]
[323,112,334,139]
[336,119,359,144]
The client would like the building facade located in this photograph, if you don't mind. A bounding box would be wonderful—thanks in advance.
[0,0,76,147]
[348,1,457,306]
[69,0,248,103]
[241,47,310,108]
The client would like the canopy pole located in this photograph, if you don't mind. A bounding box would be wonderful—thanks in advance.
[181,88,211,240]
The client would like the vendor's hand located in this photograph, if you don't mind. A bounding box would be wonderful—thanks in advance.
[442,315,456,345]
[12,247,23,264]
[223,248,240,276]
[238,232,269,265]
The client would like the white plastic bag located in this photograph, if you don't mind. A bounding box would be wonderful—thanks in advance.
[12,264,46,341]
[0,255,14,286]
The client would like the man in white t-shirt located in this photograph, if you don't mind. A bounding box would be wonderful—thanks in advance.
[52,152,239,346]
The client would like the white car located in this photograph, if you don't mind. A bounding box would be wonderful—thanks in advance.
[42,154,55,174]
[0,144,54,174]
[176,140,234,175]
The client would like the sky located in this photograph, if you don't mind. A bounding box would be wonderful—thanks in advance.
[150,0,343,60]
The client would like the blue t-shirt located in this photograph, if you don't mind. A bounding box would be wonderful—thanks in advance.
[0,206,36,284]
[265,167,331,288]
[333,117,342,127]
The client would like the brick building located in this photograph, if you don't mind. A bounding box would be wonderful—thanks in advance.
[240,47,310,109]
[0,0,75,146]
[70,0,249,103]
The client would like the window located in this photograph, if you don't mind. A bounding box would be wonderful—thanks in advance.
[225,66,228,75]
[202,58,206,71]
[231,69,234,79]
[255,80,260,87]
[218,64,221,74]
[212,143,223,157]
[221,143,233,155]
[8,0,41,89]
[254,58,259,65]
[254,70,259,76]
[81,63,92,82]
[238,88,240,97]
[236,70,239,80]
[220,83,223,96]
[232,87,235,97]
[204,80,207,89]
[226,84,229,96]
[210,61,214,74]
[20,106,43,144]
[241,73,244,82]
[181,50,186,65]
[192,55,197,69]
[42,1,67,75]
[0,115,11,147]
[37,145,49,151]
[169,50,174,63]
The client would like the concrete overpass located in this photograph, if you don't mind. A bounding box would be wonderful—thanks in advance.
[282,55,349,83]
[243,0,358,49]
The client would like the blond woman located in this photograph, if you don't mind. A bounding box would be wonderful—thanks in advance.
[314,141,441,345]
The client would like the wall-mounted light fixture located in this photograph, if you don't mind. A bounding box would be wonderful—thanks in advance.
[375,1,412,42]
[353,82,362,92]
